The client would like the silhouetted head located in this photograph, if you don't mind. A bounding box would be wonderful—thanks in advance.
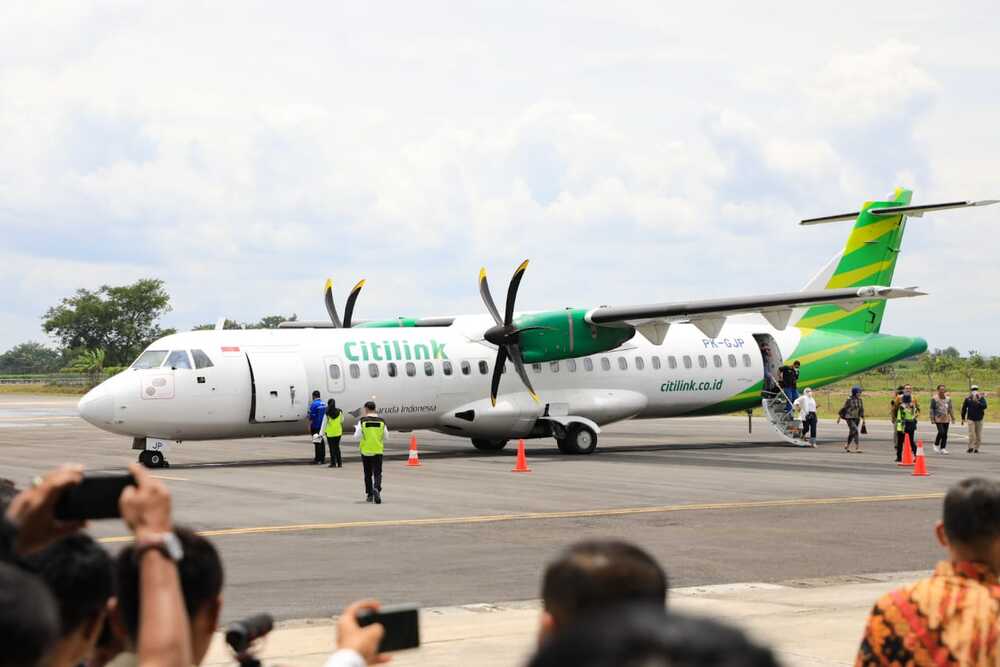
[312,390,321,399]
[0,562,59,667]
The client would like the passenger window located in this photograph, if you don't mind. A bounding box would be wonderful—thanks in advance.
[743,354,752,367]
[461,360,471,376]
[424,361,434,376]
[328,364,342,380]
[532,363,542,374]
[478,360,489,375]
[550,361,559,373]
[165,350,192,370]
[387,362,398,378]
[728,354,737,368]
[132,350,168,369]
[652,357,661,370]
[682,356,692,369]
[698,355,707,369]
[635,356,645,370]
[567,359,577,372]
[368,363,379,378]
[601,357,611,371]
[349,364,360,379]
[443,360,453,376]
[713,355,722,368]
[618,357,628,370]
[583,358,594,372]
[191,349,214,369]
[406,362,416,377]
[668,356,677,369]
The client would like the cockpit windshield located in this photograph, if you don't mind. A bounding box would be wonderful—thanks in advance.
[165,350,192,369]
[132,350,169,369]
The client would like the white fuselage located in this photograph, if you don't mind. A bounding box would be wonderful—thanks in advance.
[79,314,801,443]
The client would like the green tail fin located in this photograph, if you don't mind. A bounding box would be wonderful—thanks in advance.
[797,187,912,334]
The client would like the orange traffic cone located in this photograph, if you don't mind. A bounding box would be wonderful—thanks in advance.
[912,439,930,476]
[512,439,531,473]
[406,435,421,467]
[898,433,914,466]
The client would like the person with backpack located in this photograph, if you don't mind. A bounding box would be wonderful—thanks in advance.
[929,384,955,454]
[838,386,866,452]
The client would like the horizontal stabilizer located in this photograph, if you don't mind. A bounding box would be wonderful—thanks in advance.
[800,199,997,225]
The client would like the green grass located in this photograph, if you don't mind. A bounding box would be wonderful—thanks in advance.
[0,383,90,395]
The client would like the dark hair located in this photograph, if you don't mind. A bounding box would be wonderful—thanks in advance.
[312,390,321,398]
[792,360,800,366]
[326,399,340,417]
[528,606,779,667]
[364,400,376,410]
[18,534,113,637]
[937,384,945,391]
[0,562,60,667]
[943,478,1000,547]
[897,385,905,393]
[0,478,18,512]
[541,540,667,627]
[116,526,224,642]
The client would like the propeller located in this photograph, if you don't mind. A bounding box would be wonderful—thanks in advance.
[324,279,366,328]
[478,260,544,406]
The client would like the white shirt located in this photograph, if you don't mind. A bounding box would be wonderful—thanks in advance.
[793,394,817,415]
[351,412,391,442]
[323,649,365,667]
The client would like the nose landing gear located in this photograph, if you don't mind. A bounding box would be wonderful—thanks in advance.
[138,450,169,469]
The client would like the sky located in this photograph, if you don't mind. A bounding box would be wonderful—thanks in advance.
[1,1,998,356]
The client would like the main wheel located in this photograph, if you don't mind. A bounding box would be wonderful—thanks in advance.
[144,451,166,468]
[471,438,509,451]
[561,424,598,455]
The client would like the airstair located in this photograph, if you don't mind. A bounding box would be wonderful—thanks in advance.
[761,376,811,446]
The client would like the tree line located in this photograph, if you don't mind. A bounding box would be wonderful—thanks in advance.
[0,279,296,374]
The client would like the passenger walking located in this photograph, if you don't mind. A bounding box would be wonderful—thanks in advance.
[792,388,818,447]
[308,390,326,464]
[837,386,865,452]
[354,401,388,504]
[961,385,988,453]
[892,391,919,462]
[777,360,800,412]
[929,384,955,454]
[320,399,344,468]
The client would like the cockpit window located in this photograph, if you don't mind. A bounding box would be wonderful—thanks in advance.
[165,350,192,370]
[191,349,214,369]
[132,350,168,369]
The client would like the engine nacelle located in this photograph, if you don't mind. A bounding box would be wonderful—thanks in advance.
[515,309,635,363]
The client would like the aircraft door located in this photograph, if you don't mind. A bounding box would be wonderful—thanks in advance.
[246,350,308,422]
[324,356,346,394]
[752,333,783,396]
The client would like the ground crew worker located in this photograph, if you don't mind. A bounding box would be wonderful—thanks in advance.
[320,399,344,468]
[354,400,388,504]
[929,384,955,454]
[961,385,988,453]
[893,393,919,462]
[308,390,326,464]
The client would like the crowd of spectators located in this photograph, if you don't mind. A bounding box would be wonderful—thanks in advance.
[2,466,999,667]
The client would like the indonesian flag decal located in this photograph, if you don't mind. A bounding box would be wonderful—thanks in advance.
[221,346,241,353]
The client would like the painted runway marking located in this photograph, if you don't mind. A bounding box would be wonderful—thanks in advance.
[97,492,944,544]
[151,474,190,481]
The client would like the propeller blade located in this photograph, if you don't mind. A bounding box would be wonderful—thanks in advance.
[324,279,342,328]
[503,259,529,326]
[479,268,503,325]
[509,345,540,403]
[489,345,509,407]
[343,279,365,329]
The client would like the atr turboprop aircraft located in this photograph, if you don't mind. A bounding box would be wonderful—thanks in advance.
[79,189,995,467]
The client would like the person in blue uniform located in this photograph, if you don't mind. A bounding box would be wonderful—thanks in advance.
[308,390,326,464]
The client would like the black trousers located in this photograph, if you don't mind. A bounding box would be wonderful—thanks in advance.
[362,454,383,496]
[802,412,817,440]
[327,436,343,466]
[935,422,950,450]
[895,423,917,461]
[311,428,324,463]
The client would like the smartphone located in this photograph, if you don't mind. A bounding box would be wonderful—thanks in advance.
[356,604,420,652]
[54,474,136,520]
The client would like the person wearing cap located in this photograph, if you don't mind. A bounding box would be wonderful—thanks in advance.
[961,385,988,454]
[930,384,955,455]
[838,386,866,452]
[353,401,389,503]
[792,387,818,447]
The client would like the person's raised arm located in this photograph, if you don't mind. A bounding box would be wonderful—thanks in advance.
[326,599,389,666]
[120,464,192,667]
[3,464,84,559]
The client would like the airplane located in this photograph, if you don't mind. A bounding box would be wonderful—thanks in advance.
[77,188,996,468]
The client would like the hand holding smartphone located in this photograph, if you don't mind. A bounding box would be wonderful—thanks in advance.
[54,473,137,520]
[356,604,420,652]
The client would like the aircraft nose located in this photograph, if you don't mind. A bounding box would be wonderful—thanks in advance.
[78,386,114,426]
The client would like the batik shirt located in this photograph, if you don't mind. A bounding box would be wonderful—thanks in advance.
[856,561,1000,666]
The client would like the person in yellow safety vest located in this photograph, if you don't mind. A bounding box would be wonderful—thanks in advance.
[353,400,389,504]
[893,392,919,463]
[320,399,344,468]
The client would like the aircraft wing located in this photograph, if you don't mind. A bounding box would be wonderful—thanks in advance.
[584,286,925,342]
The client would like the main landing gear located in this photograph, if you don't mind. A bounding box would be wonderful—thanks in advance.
[471,438,509,451]
[139,450,169,469]
[555,423,598,455]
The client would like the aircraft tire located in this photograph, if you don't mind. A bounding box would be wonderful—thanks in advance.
[555,438,574,454]
[143,450,167,469]
[563,424,598,455]
[471,438,509,451]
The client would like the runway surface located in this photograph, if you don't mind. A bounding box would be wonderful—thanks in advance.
[1,395,997,622]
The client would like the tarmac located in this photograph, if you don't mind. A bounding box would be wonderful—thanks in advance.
[1,394,998,666]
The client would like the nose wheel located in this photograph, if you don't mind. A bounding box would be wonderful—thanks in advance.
[138,450,169,469]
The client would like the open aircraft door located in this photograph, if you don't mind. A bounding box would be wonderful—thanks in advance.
[246,350,308,423]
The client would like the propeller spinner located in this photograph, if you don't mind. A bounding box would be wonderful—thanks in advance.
[478,260,543,407]
[324,279,366,328]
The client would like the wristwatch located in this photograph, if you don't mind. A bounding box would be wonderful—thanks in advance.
[134,531,184,562]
